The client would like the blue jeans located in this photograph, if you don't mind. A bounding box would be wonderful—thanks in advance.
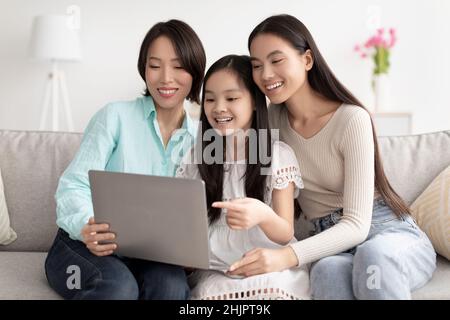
[309,199,436,300]
[45,228,190,300]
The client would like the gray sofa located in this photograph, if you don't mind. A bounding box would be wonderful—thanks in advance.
[0,129,449,300]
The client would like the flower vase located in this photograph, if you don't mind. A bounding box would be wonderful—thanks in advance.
[372,74,391,112]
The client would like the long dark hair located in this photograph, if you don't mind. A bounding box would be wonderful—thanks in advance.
[248,14,411,217]
[198,55,272,224]
[137,19,206,104]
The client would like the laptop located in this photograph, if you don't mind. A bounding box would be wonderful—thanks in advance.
[88,170,210,270]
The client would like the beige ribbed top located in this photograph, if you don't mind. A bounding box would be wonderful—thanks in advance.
[269,103,375,266]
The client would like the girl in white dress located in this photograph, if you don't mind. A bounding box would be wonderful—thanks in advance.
[176,55,310,300]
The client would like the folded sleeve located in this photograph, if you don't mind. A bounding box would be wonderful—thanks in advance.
[55,104,118,240]
[266,141,304,203]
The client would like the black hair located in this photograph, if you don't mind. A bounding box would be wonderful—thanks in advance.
[137,19,206,104]
[249,14,411,217]
[198,55,272,224]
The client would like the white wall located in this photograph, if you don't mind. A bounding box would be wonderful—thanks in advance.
[0,0,449,133]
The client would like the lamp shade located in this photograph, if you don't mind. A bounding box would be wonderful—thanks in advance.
[29,14,82,61]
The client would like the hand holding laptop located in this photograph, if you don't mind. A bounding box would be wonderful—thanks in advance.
[89,170,211,269]
[81,217,117,257]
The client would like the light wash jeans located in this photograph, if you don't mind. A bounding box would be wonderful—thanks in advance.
[309,198,436,300]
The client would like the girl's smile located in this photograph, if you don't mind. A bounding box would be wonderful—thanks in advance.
[204,70,254,136]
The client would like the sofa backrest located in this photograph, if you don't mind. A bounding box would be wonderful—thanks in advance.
[1,129,449,252]
[0,130,82,252]
[294,131,450,240]
[377,131,450,205]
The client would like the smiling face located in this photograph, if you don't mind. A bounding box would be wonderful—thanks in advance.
[145,36,193,110]
[203,69,255,136]
[249,33,313,105]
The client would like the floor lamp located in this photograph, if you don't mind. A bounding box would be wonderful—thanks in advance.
[29,15,81,131]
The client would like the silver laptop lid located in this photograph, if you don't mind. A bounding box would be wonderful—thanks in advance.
[89,170,210,270]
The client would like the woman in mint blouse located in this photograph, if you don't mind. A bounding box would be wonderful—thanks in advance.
[45,19,206,300]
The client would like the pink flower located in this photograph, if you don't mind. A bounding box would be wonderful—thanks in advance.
[389,35,396,48]
[354,26,397,65]
[373,35,384,46]
[365,37,375,48]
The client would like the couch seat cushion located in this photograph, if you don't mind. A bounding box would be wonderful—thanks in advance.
[412,255,450,299]
[0,252,449,300]
[0,251,61,299]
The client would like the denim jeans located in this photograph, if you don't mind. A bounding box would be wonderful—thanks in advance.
[45,228,190,300]
[309,198,436,300]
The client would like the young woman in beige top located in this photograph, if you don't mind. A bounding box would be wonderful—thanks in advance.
[225,14,436,300]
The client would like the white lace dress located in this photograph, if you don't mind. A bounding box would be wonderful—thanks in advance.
[176,141,311,300]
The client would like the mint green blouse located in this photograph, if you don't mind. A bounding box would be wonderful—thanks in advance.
[55,96,198,240]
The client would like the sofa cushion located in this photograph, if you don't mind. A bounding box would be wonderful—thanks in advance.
[0,131,82,252]
[0,167,17,245]
[411,255,450,299]
[0,251,61,299]
[0,251,447,300]
[410,165,450,260]
[378,131,450,206]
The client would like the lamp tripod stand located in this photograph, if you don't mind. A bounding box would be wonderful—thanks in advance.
[39,60,74,131]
